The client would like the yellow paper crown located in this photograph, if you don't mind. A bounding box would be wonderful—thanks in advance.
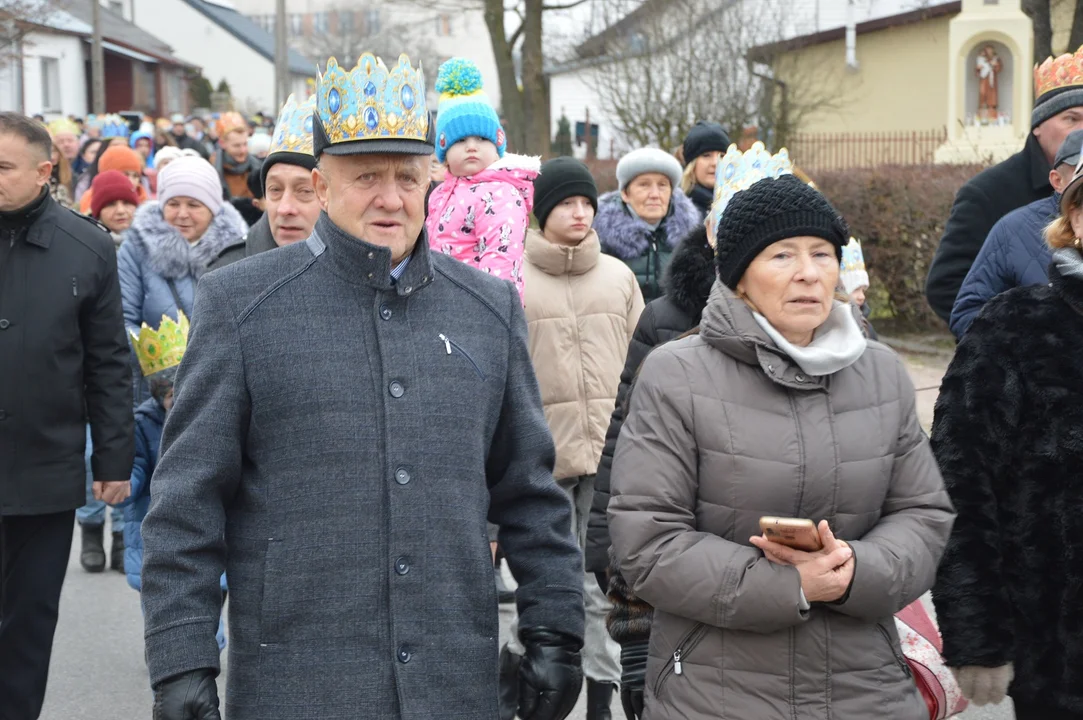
[130,312,189,378]
[1035,46,1083,99]
[47,118,79,138]
[269,94,316,157]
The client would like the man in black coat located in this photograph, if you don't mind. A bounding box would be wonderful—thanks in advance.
[0,112,134,719]
[925,72,1083,323]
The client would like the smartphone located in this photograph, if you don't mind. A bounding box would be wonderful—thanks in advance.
[759,517,823,552]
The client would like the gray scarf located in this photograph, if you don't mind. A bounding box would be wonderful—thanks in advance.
[752,301,867,377]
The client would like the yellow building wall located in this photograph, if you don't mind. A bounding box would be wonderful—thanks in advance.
[772,16,953,136]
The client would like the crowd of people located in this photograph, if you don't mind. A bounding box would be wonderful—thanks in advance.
[1,43,1082,720]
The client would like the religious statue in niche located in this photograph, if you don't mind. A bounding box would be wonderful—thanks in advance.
[975,45,1003,123]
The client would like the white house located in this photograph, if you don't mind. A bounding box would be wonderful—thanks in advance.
[128,0,315,114]
[0,2,194,119]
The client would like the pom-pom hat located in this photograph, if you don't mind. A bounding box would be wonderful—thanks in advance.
[434,57,505,163]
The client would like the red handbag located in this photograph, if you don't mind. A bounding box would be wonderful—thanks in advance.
[895,600,969,719]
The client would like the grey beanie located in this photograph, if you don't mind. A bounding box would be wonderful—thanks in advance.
[1032,87,1083,129]
[616,148,683,192]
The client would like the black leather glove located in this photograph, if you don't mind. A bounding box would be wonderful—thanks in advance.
[620,684,645,719]
[517,627,584,720]
[153,669,221,720]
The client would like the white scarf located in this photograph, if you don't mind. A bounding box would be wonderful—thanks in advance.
[752,302,867,377]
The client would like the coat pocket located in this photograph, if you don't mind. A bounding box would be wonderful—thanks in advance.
[653,622,710,700]
[876,621,912,677]
[438,333,487,380]
[258,539,285,645]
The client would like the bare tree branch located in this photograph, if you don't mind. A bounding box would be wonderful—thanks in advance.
[542,0,590,11]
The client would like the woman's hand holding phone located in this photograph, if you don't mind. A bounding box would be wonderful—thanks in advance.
[750,520,854,603]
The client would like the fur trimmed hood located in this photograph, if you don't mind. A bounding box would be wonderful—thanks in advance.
[126,201,248,280]
[663,225,715,318]
[592,189,700,260]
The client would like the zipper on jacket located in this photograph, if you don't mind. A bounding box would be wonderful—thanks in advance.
[438,333,485,380]
[72,276,77,297]
[653,623,709,696]
[876,623,912,677]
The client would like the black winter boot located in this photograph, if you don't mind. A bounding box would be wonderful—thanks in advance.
[498,644,521,720]
[110,531,125,573]
[80,524,106,573]
[587,679,614,720]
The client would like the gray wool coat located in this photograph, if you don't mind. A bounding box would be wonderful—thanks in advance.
[140,213,585,720]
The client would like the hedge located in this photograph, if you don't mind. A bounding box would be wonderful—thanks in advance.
[813,164,986,332]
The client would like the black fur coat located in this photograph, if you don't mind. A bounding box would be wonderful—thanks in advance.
[931,250,1083,716]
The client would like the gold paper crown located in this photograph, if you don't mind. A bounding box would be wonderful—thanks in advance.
[315,53,429,150]
[130,312,189,378]
[47,118,79,137]
[711,141,793,230]
[1035,46,1083,100]
[269,94,316,157]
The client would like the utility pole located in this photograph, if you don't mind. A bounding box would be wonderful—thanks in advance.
[275,0,289,110]
[91,0,105,113]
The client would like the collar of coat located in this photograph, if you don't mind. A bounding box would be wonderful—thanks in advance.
[1049,246,1083,316]
[1025,132,1055,193]
[663,225,715,318]
[127,201,248,280]
[592,189,700,260]
[699,280,867,389]
[245,213,279,256]
[524,227,600,276]
[308,211,435,295]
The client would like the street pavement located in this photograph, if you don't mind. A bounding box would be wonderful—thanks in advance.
[41,352,1012,720]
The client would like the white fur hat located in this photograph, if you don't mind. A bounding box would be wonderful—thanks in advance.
[616,147,683,192]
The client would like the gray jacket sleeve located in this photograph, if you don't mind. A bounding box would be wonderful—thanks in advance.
[833,356,955,619]
[140,273,248,685]
[487,283,585,642]
[609,348,808,634]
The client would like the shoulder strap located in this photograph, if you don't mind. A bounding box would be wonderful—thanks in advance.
[165,278,184,313]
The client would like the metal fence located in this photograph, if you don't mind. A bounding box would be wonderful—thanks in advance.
[788,128,948,174]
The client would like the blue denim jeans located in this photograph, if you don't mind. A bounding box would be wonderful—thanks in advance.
[75,425,123,529]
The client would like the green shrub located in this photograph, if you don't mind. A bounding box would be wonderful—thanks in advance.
[813,164,986,331]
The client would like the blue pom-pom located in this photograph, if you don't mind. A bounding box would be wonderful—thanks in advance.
[436,58,483,97]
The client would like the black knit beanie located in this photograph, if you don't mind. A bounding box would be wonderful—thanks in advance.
[715,174,850,289]
[533,157,598,230]
[682,121,731,167]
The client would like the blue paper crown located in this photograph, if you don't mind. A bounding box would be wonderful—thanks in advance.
[270,94,316,158]
[99,114,131,138]
[314,53,431,157]
[711,141,792,232]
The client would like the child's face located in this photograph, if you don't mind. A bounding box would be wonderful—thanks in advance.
[850,287,867,307]
[446,136,500,177]
[162,388,174,412]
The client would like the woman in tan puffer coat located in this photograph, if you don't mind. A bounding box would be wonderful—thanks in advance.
[608,168,955,720]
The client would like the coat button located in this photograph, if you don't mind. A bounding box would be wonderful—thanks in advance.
[380,305,392,320]
[395,557,410,575]
[795,374,806,383]
[394,467,411,485]
[397,647,412,663]
[0,319,8,329]
[389,381,405,398]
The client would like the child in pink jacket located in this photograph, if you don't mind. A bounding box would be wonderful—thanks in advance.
[426,58,539,303]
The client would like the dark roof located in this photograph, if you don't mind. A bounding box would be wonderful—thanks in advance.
[50,2,194,67]
[748,1,960,62]
[181,0,314,76]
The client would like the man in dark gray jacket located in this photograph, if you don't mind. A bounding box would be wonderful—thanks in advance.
[142,53,585,720]
[0,112,134,719]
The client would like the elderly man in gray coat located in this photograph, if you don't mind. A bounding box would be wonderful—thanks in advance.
[141,53,585,720]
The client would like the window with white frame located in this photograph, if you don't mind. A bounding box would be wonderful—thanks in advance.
[40,57,60,112]
[314,12,329,34]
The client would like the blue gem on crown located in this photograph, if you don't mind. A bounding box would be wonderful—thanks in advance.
[316,53,429,146]
[712,142,794,231]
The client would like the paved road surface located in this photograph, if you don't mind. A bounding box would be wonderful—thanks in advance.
[40,353,1013,719]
